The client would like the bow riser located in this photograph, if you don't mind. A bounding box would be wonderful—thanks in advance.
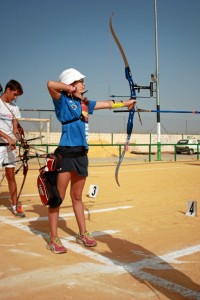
[125,67,136,98]
[127,110,135,137]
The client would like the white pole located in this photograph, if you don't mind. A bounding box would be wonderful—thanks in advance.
[154,0,161,160]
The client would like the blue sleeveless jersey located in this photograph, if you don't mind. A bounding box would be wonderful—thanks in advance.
[53,93,96,149]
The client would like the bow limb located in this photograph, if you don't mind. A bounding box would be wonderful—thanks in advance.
[110,15,137,186]
[15,122,30,202]
[16,128,44,200]
[16,147,29,202]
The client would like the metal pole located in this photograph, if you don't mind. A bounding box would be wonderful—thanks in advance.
[154,0,161,160]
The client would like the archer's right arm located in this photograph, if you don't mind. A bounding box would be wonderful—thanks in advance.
[47,81,83,101]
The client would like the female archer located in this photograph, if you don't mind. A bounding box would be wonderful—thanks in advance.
[47,68,136,254]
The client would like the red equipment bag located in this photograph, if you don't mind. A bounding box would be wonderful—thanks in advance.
[44,153,62,172]
[37,153,62,208]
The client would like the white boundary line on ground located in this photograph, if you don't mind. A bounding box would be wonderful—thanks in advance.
[0,206,133,223]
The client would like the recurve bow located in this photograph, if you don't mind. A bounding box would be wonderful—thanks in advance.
[110,15,137,186]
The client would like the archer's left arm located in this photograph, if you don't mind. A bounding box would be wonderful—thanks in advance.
[12,119,22,142]
[94,99,136,111]
[12,106,22,141]
[12,118,19,136]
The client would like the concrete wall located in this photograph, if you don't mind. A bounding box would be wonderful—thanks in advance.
[28,132,200,153]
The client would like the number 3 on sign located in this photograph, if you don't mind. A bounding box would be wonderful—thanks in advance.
[88,185,99,198]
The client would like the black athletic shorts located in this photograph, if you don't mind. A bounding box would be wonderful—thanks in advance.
[54,146,88,177]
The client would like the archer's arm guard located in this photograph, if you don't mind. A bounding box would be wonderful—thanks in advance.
[111,100,124,109]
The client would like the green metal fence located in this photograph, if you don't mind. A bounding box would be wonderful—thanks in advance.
[27,143,200,163]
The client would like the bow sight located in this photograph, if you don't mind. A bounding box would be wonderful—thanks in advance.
[110,75,155,99]
[134,81,154,97]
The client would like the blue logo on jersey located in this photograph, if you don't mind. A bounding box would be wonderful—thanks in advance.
[69,100,77,110]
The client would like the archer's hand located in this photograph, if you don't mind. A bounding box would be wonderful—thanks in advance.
[72,90,85,101]
[128,99,136,110]
[7,136,16,150]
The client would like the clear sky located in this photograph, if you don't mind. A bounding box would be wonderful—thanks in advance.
[1,0,200,133]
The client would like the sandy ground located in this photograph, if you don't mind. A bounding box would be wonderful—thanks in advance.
[0,148,200,300]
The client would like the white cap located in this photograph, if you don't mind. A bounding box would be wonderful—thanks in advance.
[59,68,85,84]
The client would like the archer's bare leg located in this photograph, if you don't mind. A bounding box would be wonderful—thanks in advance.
[70,172,97,247]
[47,205,67,253]
[47,172,71,253]
[5,167,25,217]
[48,206,60,237]
[70,173,86,234]
[48,172,70,238]
[5,167,17,206]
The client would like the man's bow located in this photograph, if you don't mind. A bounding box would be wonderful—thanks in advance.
[15,122,30,201]
[1,119,43,200]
